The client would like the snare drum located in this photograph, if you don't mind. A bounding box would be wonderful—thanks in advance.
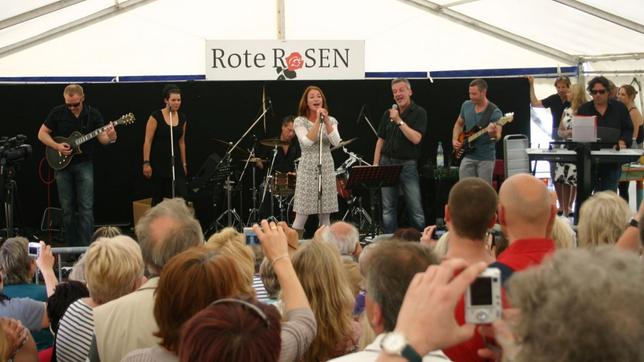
[335,156,357,200]
[270,172,297,197]
[336,174,351,199]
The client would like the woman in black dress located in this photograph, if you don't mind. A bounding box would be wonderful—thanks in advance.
[142,84,188,206]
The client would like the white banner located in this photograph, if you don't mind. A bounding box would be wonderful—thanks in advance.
[205,40,365,80]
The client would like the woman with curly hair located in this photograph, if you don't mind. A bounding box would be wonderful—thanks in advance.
[292,241,360,361]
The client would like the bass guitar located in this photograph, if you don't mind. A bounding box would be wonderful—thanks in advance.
[453,113,514,162]
[46,113,135,170]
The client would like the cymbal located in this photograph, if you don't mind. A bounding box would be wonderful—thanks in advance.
[211,138,250,159]
[260,138,289,147]
[331,137,357,151]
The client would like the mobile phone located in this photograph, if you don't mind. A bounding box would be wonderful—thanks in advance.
[243,227,260,245]
[28,242,41,258]
[431,226,447,240]
[465,267,502,324]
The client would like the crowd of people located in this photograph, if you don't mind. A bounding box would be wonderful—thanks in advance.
[0,169,641,361]
[0,75,640,361]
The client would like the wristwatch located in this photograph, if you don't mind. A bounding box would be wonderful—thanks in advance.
[380,332,422,362]
[628,217,639,228]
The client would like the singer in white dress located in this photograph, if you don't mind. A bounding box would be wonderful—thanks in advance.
[292,86,341,231]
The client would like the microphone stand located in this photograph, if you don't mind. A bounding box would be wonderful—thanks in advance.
[168,105,176,198]
[317,116,324,217]
[363,112,378,136]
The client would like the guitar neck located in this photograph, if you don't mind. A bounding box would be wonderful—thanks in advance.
[72,121,121,147]
[466,115,513,143]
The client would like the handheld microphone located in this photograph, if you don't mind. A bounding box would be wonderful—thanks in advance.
[319,111,325,122]
[390,104,398,123]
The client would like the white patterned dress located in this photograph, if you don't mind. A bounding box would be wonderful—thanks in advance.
[554,107,577,186]
[293,116,341,214]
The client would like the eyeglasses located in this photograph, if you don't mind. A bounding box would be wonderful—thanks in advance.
[210,298,270,327]
[590,89,607,95]
[66,102,81,109]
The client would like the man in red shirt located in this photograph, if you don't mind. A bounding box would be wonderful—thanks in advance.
[444,173,557,362]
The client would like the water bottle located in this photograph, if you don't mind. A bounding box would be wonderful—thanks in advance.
[436,141,444,168]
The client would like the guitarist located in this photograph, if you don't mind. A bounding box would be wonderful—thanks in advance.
[452,78,502,185]
[37,84,117,247]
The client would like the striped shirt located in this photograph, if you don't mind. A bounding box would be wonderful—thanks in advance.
[56,299,94,362]
[253,274,269,302]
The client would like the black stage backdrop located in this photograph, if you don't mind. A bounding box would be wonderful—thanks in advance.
[0,78,529,234]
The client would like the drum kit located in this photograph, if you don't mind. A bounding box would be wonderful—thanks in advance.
[203,135,374,232]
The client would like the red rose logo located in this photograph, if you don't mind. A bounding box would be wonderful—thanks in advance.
[286,52,303,71]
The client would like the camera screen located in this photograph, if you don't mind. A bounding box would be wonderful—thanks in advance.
[244,230,259,245]
[28,246,38,256]
[470,277,493,305]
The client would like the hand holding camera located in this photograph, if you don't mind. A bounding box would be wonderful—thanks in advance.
[393,259,488,356]
[34,241,55,274]
[252,220,289,264]
[465,267,502,324]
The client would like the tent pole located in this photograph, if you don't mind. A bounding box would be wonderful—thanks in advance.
[276,0,285,40]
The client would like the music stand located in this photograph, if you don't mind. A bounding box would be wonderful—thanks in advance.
[346,165,402,238]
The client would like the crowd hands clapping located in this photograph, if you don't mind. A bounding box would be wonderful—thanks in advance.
[1,171,644,362]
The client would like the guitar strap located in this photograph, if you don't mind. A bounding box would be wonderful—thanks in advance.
[81,105,91,133]
[475,102,498,129]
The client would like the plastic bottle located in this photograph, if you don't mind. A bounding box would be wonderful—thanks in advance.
[436,141,444,168]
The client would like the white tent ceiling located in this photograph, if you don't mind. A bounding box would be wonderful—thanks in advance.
[0,0,642,78]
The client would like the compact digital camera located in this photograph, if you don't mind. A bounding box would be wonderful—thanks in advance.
[465,267,502,324]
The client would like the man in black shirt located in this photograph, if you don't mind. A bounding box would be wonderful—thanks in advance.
[37,84,117,246]
[373,78,427,233]
[528,75,571,139]
[258,116,300,218]
[578,76,633,192]
[529,76,571,214]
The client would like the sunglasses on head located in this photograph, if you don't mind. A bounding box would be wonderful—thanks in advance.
[210,298,270,327]
[590,89,607,95]
[66,102,81,109]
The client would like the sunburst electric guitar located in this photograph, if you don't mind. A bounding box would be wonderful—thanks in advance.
[453,113,514,163]
[46,113,135,170]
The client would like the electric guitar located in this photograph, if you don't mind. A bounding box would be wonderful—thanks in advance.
[453,113,514,162]
[46,113,135,170]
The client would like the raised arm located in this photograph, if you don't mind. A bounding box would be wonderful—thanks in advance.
[253,220,310,311]
[527,76,543,108]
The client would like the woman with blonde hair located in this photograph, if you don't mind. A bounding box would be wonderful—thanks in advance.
[577,191,631,248]
[206,227,259,298]
[292,241,360,361]
[550,216,576,249]
[55,235,145,361]
[554,83,588,217]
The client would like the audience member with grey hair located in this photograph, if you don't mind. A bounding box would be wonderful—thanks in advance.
[321,221,361,257]
[0,237,47,301]
[330,240,447,361]
[320,222,362,297]
[481,247,644,362]
[90,198,203,362]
